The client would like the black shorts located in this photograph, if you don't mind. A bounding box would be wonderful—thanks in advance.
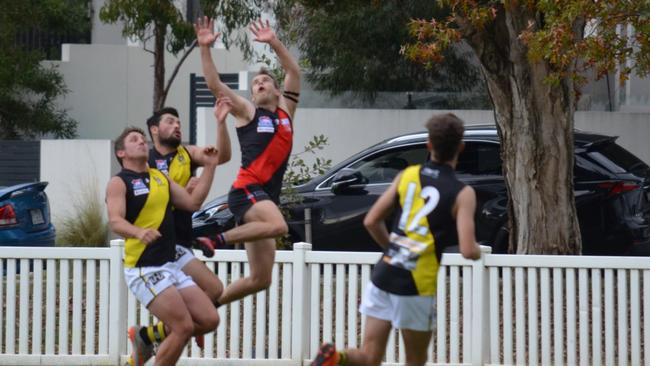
[227,184,279,223]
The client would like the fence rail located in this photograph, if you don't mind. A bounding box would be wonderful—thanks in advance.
[0,242,648,365]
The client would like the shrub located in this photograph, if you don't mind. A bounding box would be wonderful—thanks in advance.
[55,183,109,247]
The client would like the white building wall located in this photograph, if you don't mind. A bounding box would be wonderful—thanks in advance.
[44,43,249,141]
[40,140,117,226]
[90,0,126,45]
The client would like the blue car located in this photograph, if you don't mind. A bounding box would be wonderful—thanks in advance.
[0,182,55,247]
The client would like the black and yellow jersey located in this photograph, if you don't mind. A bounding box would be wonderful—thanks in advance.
[117,168,175,268]
[371,161,465,296]
[149,145,197,247]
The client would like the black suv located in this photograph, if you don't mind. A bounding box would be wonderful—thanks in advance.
[193,126,650,255]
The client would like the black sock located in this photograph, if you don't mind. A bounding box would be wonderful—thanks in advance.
[139,327,153,346]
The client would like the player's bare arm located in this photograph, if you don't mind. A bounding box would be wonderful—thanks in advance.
[187,95,233,166]
[106,177,161,244]
[454,186,481,260]
[195,16,254,122]
[250,19,301,118]
[169,148,219,211]
[364,174,401,250]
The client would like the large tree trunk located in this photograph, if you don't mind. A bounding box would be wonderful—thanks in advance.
[463,6,583,254]
[153,22,166,111]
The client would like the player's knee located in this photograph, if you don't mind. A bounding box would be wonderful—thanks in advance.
[173,318,195,341]
[250,274,272,292]
[271,220,288,237]
[204,311,220,331]
[205,281,223,304]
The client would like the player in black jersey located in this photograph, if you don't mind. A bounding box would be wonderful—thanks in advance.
[146,101,231,319]
[106,127,220,366]
[312,114,482,366]
[195,16,301,306]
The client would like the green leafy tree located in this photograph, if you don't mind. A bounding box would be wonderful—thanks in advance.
[273,0,484,103]
[278,134,332,248]
[100,0,265,111]
[404,0,650,254]
[0,0,88,139]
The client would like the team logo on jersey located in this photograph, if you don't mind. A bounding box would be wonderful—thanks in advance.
[257,115,275,133]
[153,176,164,186]
[131,178,149,196]
[155,159,169,173]
[177,154,185,163]
[280,118,292,132]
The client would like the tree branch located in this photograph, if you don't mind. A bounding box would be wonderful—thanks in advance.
[161,39,198,107]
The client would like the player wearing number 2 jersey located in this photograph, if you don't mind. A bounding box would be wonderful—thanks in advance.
[312,114,482,366]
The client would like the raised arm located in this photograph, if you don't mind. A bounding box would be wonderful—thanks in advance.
[212,95,232,164]
[195,16,254,122]
[250,19,301,117]
[170,147,219,211]
[106,177,161,244]
[187,95,233,167]
[363,174,400,250]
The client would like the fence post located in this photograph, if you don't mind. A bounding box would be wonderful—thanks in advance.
[291,242,312,364]
[108,239,127,364]
[471,245,492,366]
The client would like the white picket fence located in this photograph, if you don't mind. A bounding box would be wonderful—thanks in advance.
[0,241,649,366]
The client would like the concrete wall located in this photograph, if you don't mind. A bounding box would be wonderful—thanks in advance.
[40,140,118,226]
[90,0,126,45]
[574,112,650,163]
[44,43,249,141]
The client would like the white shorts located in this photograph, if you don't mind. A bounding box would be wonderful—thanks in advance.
[174,245,197,270]
[124,261,196,307]
[359,282,436,332]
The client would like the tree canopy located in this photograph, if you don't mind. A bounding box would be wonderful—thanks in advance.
[0,0,88,139]
[100,0,266,110]
[404,0,650,254]
[274,0,484,102]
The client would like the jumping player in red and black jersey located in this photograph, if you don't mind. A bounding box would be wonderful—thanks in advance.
[195,16,301,306]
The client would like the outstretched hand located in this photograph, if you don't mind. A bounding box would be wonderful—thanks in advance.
[194,16,220,47]
[214,93,233,123]
[250,19,276,44]
[202,146,219,165]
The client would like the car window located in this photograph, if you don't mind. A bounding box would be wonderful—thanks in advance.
[325,145,428,186]
[456,141,502,175]
[587,142,648,174]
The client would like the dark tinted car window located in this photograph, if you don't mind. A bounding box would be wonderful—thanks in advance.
[456,142,502,175]
[339,145,428,184]
[587,142,648,174]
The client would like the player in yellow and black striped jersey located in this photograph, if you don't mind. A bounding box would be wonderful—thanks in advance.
[146,103,232,350]
[117,167,175,268]
[312,114,482,366]
[106,127,221,366]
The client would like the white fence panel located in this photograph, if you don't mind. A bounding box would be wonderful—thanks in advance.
[2,244,650,366]
[0,247,115,365]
